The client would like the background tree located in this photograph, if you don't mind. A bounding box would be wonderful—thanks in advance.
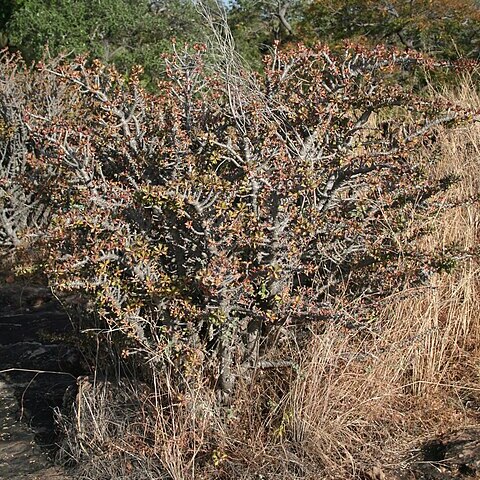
[227,0,480,71]
[297,0,480,60]
[0,0,205,83]
[228,0,300,68]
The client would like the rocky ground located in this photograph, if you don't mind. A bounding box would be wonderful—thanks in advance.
[0,285,81,480]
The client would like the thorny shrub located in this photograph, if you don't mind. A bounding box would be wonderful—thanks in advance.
[0,44,478,399]
[0,52,53,249]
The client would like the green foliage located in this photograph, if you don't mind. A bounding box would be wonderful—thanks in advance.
[228,0,480,70]
[297,0,480,60]
[228,0,297,68]
[0,1,14,32]
[1,0,203,82]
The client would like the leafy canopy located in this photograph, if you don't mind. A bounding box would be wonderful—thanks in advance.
[0,0,204,81]
[227,0,480,69]
[298,0,480,59]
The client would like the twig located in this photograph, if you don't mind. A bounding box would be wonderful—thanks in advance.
[0,367,76,378]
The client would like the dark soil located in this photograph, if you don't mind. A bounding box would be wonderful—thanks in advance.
[396,428,480,480]
[0,284,82,480]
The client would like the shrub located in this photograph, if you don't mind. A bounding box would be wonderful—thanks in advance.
[0,52,59,251]
[0,44,475,400]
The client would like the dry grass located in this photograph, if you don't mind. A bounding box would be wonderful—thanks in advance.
[56,79,480,479]
[287,77,480,478]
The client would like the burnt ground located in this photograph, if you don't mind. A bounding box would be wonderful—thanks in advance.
[396,428,480,480]
[0,285,82,480]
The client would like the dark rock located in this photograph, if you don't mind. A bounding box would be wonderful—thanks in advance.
[0,284,81,479]
[399,428,480,480]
